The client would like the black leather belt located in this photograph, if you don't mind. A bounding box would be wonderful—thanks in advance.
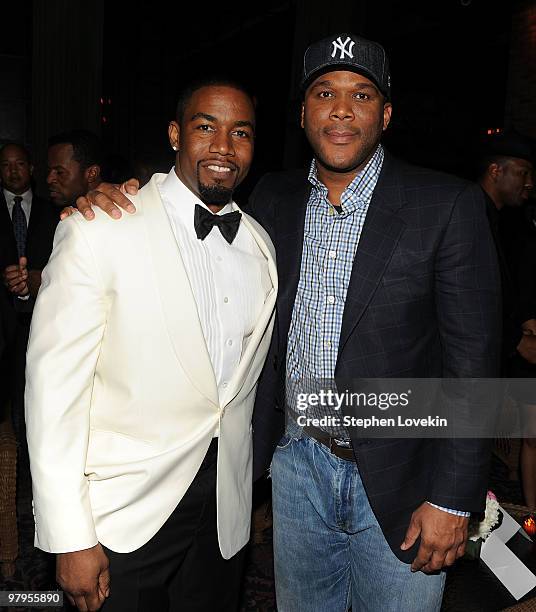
[302,425,355,462]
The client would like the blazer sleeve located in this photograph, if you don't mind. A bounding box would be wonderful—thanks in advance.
[25,216,107,553]
[428,183,501,511]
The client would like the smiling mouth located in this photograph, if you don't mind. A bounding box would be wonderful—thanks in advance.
[206,164,232,174]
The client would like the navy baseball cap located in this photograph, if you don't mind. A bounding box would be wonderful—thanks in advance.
[301,33,391,98]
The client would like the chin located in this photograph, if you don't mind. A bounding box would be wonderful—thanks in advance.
[320,158,359,174]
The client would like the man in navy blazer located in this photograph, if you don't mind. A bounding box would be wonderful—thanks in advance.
[247,34,500,611]
[75,34,500,612]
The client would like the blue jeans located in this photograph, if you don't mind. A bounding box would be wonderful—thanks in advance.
[270,423,446,612]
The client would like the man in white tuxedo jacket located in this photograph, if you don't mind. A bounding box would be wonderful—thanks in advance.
[25,78,277,612]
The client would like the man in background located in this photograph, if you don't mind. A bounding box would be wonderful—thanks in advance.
[47,129,103,208]
[0,142,58,447]
[477,131,535,364]
[478,132,536,507]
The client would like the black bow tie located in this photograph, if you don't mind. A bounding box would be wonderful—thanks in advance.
[194,204,242,244]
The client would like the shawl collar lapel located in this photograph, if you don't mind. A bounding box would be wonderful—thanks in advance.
[140,174,219,407]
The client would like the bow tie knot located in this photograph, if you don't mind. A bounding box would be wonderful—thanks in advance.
[194,204,241,244]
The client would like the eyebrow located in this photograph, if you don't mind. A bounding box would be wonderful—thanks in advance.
[234,120,255,130]
[190,113,255,131]
[190,112,217,122]
[311,79,378,92]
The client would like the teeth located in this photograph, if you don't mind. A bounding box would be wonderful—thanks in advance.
[207,165,231,173]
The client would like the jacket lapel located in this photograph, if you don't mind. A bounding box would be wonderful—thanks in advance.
[337,155,407,361]
[140,174,219,407]
[276,180,310,351]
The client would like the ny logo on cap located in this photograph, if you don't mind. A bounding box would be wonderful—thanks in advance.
[331,36,355,60]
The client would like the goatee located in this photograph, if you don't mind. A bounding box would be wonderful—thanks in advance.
[198,182,233,206]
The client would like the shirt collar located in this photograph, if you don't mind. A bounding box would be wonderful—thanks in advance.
[159,167,236,225]
[307,144,384,204]
[3,187,32,206]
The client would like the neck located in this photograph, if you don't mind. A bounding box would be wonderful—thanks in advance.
[315,146,378,206]
[5,187,29,197]
[315,166,359,206]
[480,181,503,211]
[206,203,227,213]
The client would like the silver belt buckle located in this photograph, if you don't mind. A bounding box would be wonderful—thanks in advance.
[332,437,351,448]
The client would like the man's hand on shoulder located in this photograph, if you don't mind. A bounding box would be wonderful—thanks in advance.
[60,178,140,222]
[400,502,468,573]
[56,542,110,611]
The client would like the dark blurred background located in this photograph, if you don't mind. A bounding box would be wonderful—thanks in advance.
[1,0,534,200]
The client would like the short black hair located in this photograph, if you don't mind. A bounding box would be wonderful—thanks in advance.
[175,75,256,125]
[0,142,32,164]
[48,129,103,169]
[476,131,534,179]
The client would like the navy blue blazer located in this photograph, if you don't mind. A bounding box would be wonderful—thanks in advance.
[248,151,501,562]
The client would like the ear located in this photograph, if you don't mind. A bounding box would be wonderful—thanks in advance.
[300,103,305,129]
[168,121,180,152]
[85,164,101,185]
[489,162,502,180]
[383,102,393,131]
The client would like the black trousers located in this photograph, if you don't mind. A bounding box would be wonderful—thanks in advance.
[101,440,246,612]
[4,314,31,464]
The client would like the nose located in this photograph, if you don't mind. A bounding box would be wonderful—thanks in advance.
[46,170,55,185]
[209,131,234,156]
[330,96,354,121]
[525,174,534,190]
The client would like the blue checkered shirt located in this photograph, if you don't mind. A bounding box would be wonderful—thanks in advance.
[285,144,469,518]
[286,145,384,438]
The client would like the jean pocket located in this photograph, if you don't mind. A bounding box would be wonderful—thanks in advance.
[275,433,293,450]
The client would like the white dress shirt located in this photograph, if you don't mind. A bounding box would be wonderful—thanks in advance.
[158,168,271,409]
[4,188,32,224]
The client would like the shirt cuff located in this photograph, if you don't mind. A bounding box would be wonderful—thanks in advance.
[427,502,470,517]
[16,294,30,301]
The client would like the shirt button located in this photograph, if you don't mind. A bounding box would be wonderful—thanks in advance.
[224,297,229,303]
[328,207,334,216]
[222,382,228,388]
[329,250,337,259]
[221,408,226,418]
[324,340,332,349]
[227,339,233,346]
[327,295,335,304]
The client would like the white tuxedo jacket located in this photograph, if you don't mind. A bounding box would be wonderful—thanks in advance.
[25,174,277,559]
